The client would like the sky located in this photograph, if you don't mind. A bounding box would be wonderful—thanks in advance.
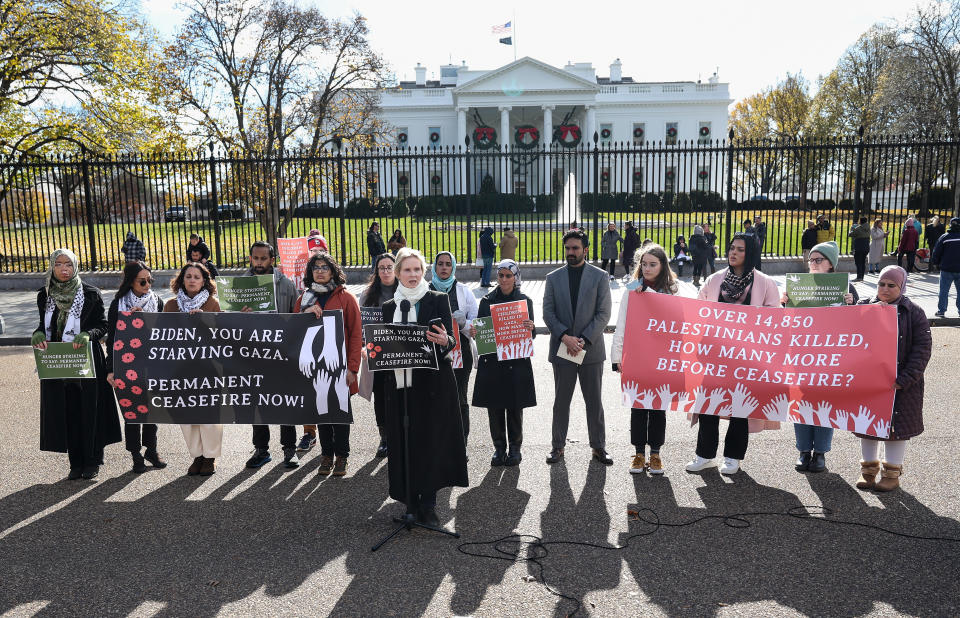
[140,0,920,103]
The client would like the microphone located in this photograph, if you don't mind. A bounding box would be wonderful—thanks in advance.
[400,299,411,325]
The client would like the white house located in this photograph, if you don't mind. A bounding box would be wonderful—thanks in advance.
[374,56,732,198]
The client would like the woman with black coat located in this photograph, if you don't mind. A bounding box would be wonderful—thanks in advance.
[104,261,167,473]
[359,253,398,457]
[31,249,122,480]
[470,259,536,466]
[380,248,468,528]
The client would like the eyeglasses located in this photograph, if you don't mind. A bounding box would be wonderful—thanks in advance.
[135,277,154,285]
[377,266,394,272]
[807,257,828,265]
[877,282,900,289]
[312,265,332,273]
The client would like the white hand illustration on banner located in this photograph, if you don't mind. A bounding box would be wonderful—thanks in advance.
[813,401,833,426]
[873,418,890,437]
[299,326,320,378]
[727,384,759,417]
[675,392,691,413]
[832,409,850,430]
[687,387,708,415]
[319,316,342,374]
[313,371,331,416]
[793,401,816,425]
[637,389,656,409]
[761,394,792,421]
[851,406,876,433]
[621,381,640,407]
[703,388,727,415]
[716,405,732,417]
[449,350,463,367]
[656,385,674,410]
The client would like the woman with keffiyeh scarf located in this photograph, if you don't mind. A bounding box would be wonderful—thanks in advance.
[105,261,168,474]
[31,249,121,480]
[686,234,781,476]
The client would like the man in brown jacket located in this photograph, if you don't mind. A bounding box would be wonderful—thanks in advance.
[500,228,519,261]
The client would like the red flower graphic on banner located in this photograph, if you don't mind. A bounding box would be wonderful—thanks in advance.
[118,398,132,408]
[137,405,149,414]
[124,412,137,420]
[116,321,126,331]
[131,318,144,329]
[130,338,142,349]
[369,352,377,358]
[131,386,142,395]
[113,341,124,351]
[121,353,135,364]
[125,370,138,381]
[114,379,125,390]
[366,343,374,349]
[120,311,133,317]
[375,346,382,352]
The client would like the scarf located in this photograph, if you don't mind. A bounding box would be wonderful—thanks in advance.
[497,258,521,287]
[300,283,338,312]
[44,249,84,341]
[119,290,158,314]
[176,288,210,313]
[392,277,431,388]
[431,251,457,294]
[719,268,754,303]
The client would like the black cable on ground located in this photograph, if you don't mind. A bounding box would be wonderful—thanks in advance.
[456,505,960,617]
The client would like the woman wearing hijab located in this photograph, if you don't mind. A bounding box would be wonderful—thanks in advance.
[470,259,536,466]
[897,217,919,273]
[380,248,468,527]
[163,262,222,476]
[855,266,931,492]
[358,253,398,458]
[430,251,479,446]
[105,261,167,473]
[294,251,362,477]
[686,234,781,475]
[868,219,888,274]
[31,249,121,480]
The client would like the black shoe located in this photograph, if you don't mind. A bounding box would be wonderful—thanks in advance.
[283,449,300,469]
[131,452,147,474]
[504,452,522,466]
[143,450,167,469]
[546,448,564,464]
[246,449,272,469]
[592,449,614,465]
[67,468,82,481]
[81,465,99,480]
[490,450,506,467]
[417,506,441,528]
[808,451,827,473]
[795,451,812,472]
[375,438,388,459]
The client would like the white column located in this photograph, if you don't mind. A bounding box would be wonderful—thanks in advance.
[585,106,597,147]
[584,105,597,193]
[499,106,512,193]
[457,107,467,194]
[542,105,554,195]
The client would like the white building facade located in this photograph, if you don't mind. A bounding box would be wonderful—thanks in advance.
[374,57,732,198]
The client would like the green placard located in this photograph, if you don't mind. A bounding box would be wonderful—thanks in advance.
[34,342,95,379]
[216,275,277,312]
[785,272,849,307]
[473,317,497,356]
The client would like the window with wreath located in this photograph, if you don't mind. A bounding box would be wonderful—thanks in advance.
[665,122,678,146]
[428,126,441,150]
[698,122,711,145]
[696,167,710,191]
[396,127,409,149]
[397,169,411,199]
[665,166,676,192]
[429,169,443,196]
[632,123,645,146]
[600,167,611,193]
[367,173,379,197]
[632,166,643,193]
[599,123,613,145]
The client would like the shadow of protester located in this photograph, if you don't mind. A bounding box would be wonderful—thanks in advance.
[448,466,531,616]
[533,461,619,618]
[618,469,960,616]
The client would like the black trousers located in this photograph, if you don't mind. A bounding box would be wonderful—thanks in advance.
[252,424,296,451]
[630,408,665,452]
[601,259,617,276]
[692,260,709,281]
[695,415,749,460]
[898,251,916,272]
[453,367,471,443]
[373,372,388,428]
[65,383,102,468]
[854,249,868,279]
[488,407,523,453]
[125,422,158,453]
[318,424,350,457]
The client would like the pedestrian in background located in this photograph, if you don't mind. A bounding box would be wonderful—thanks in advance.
[868,219,888,274]
[121,231,146,264]
[670,235,691,276]
[848,216,872,281]
[387,229,406,254]
[689,225,710,287]
[367,222,385,270]
[753,215,767,253]
[478,226,496,287]
[702,223,717,274]
[932,217,960,318]
[897,217,919,273]
[621,221,640,276]
[499,227,519,261]
[601,222,623,279]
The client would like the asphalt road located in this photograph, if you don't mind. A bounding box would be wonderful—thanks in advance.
[1,330,959,617]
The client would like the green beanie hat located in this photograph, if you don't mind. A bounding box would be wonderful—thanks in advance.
[810,240,839,268]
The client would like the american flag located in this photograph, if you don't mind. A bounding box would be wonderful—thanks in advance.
[491,21,512,34]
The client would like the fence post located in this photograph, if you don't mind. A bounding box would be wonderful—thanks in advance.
[79,146,98,271]
[592,132,599,262]
[853,125,865,223]
[334,136,347,266]
[207,143,223,267]
[465,136,473,263]
[725,129,735,250]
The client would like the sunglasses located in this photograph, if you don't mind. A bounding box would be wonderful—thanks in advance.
[135,277,154,285]
[312,265,332,273]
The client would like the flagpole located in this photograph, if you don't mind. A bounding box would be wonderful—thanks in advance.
[513,11,517,61]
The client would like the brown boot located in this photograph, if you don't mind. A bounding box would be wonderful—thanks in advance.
[332,456,348,477]
[874,462,902,492]
[855,460,881,490]
[187,456,204,476]
[199,457,216,476]
[317,455,334,476]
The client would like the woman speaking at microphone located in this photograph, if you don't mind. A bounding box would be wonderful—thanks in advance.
[380,248,468,527]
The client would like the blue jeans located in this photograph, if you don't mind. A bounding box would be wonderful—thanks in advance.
[481,257,493,286]
[794,424,834,453]
[938,270,960,314]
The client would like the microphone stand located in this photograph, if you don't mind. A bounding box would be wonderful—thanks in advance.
[371,299,460,552]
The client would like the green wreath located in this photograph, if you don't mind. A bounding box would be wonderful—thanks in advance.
[429,131,440,143]
[699,126,710,137]
[666,127,677,138]
[600,128,611,139]
[514,125,540,150]
[398,174,409,186]
[431,174,442,185]
[633,127,644,138]
[397,132,408,144]
[473,126,497,150]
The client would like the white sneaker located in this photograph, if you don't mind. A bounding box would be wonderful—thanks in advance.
[685,455,714,472]
[719,457,740,475]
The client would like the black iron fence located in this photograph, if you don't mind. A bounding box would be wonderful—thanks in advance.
[1,133,957,272]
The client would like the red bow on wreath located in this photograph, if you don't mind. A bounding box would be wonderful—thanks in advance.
[517,127,538,138]
[475,127,495,140]
[558,125,580,140]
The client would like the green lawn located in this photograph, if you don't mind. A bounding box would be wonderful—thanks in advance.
[1,211,901,273]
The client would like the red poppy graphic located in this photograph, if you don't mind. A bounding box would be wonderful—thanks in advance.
[131,386,142,395]
[375,346,382,352]
[369,352,377,358]
[366,343,374,349]
[116,321,127,331]
[120,311,133,317]
[124,412,138,420]
[113,340,124,351]
[114,379,126,390]
[118,398,132,408]
[130,338,142,349]
[131,318,144,329]
[121,353,135,364]
[137,405,149,414]
[125,369,138,381]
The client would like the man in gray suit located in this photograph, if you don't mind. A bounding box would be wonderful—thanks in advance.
[543,229,613,465]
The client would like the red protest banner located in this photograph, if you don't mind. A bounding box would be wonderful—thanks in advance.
[277,237,309,291]
[490,300,533,360]
[620,293,898,438]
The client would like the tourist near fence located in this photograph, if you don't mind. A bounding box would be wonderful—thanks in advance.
[932,217,960,318]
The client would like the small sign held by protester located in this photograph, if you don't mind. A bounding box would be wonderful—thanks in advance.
[34,342,96,379]
[215,275,277,312]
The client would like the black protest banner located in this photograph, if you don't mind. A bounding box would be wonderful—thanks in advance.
[111,310,353,425]
[362,323,438,371]
[360,306,382,344]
